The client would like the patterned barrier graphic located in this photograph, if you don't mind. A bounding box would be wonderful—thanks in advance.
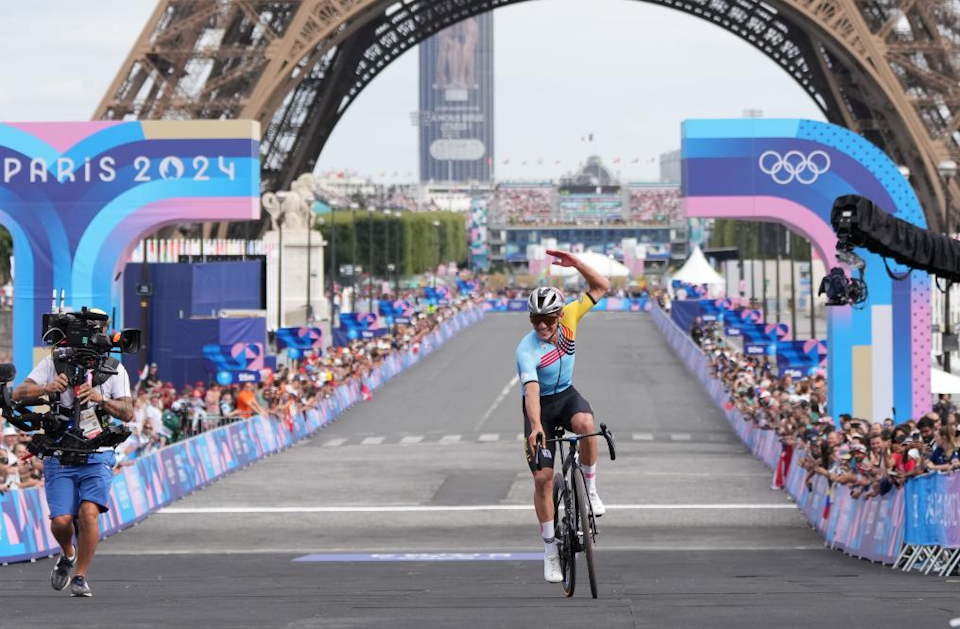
[0,307,484,564]
[651,305,905,564]
[483,296,652,313]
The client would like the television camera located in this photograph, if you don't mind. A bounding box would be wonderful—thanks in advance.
[0,303,142,461]
[826,194,960,307]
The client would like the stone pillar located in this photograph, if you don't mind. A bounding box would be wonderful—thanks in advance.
[262,174,329,329]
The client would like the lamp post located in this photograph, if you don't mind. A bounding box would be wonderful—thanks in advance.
[350,203,358,313]
[787,228,797,338]
[367,206,376,313]
[307,215,316,323]
[775,225,781,325]
[384,210,392,296]
[761,223,767,316]
[939,159,958,372]
[277,213,284,330]
[329,207,337,312]
[432,219,441,289]
[394,212,401,293]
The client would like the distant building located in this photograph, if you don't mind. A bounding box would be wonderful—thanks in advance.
[659,149,681,184]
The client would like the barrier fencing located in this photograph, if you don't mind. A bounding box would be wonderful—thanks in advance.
[652,305,908,565]
[0,306,485,564]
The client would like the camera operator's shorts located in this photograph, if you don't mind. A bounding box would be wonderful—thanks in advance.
[522,386,593,473]
[44,452,116,519]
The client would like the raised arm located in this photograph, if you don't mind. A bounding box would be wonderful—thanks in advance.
[546,249,610,303]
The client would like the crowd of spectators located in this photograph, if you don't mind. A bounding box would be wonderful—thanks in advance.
[0,290,483,487]
[627,187,681,225]
[491,185,682,227]
[492,186,554,226]
[697,318,960,498]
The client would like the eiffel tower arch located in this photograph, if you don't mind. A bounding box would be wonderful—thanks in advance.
[96,0,960,234]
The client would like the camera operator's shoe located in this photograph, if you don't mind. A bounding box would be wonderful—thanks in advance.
[70,575,92,597]
[50,553,75,591]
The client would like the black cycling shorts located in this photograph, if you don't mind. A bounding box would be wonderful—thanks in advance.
[522,385,594,473]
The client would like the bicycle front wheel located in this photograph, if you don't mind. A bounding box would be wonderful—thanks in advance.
[573,467,598,598]
[553,473,576,597]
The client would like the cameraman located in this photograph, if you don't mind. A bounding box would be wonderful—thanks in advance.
[13,332,133,598]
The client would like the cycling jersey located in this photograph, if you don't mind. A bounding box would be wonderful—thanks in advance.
[516,293,597,396]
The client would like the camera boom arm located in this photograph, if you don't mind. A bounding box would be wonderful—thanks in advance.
[831,195,960,282]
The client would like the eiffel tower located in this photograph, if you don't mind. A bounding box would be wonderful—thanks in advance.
[96,0,960,235]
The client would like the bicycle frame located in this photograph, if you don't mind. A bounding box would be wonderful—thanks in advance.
[534,423,616,598]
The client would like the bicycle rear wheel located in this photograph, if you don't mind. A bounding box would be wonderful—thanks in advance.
[553,474,576,597]
[573,467,598,598]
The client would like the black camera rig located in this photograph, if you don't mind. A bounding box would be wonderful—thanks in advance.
[2,304,142,461]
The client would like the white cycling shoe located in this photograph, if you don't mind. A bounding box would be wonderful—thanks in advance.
[589,489,606,517]
[544,552,563,583]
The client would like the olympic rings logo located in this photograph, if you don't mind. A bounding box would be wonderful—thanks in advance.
[758,150,831,185]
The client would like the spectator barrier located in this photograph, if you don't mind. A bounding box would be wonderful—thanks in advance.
[0,306,485,564]
[484,296,652,313]
[651,304,906,564]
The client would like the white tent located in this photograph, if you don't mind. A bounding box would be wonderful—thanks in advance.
[671,246,725,286]
[549,251,630,278]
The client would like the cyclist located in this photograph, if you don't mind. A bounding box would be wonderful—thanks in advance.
[516,249,609,583]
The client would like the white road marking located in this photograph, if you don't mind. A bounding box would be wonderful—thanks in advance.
[159,504,798,514]
[474,375,518,431]
[399,436,423,445]
[361,437,384,446]
[516,433,525,441]
[632,433,654,441]
[100,544,817,556]
[439,434,461,444]
[670,433,692,441]
[478,433,500,442]
[322,438,347,447]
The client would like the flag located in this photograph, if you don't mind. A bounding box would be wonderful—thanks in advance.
[613,157,621,164]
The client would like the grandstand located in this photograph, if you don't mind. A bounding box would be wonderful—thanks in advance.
[487,157,684,272]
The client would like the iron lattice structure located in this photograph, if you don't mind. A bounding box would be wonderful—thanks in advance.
[96,0,960,235]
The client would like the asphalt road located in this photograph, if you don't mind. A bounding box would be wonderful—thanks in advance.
[1,313,957,628]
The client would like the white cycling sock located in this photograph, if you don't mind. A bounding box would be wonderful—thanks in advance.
[582,463,597,493]
[540,520,557,556]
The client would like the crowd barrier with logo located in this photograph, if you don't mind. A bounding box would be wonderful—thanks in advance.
[651,305,906,564]
[0,306,484,564]
[483,296,652,313]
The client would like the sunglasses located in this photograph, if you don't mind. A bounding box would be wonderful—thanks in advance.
[529,314,559,326]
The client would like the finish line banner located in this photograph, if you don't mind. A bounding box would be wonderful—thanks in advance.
[651,304,905,564]
[0,306,484,564]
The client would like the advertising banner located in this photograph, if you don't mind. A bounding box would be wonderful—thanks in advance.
[275,326,323,351]
[418,13,494,182]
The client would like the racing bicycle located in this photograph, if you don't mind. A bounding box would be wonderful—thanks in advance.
[536,423,616,598]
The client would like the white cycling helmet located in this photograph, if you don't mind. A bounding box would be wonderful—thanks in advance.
[527,287,564,316]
